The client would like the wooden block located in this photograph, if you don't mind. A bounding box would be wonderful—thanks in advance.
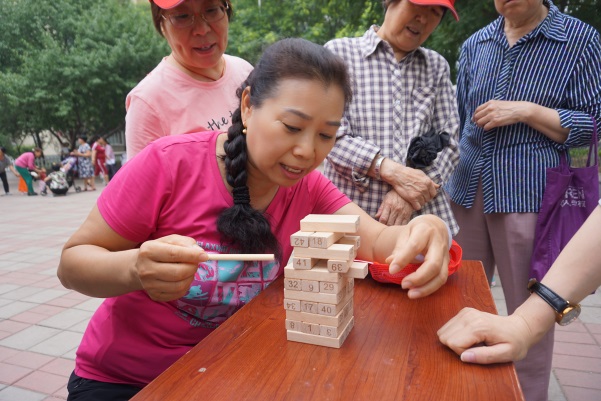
[290,231,313,248]
[308,231,344,249]
[284,263,341,283]
[344,261,369,279]
[327,259,352,273]
[284,288,345,304]
[317,289,353,316]
[319,276,346,294]
[293,243,356,262]
[285,319,302,332]
[286,297,353,326]
[320,308,354,338]
[283,299,301,312]
[291,256,318,270]
[337,235,360,250]
[301,322,321,336]
[287,316,355,348]
[301,279,319,293]
[300,300,319,314]
[284,278,302,291]
[300,214,360,234]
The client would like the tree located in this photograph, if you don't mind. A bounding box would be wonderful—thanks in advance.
[0,0,169,151]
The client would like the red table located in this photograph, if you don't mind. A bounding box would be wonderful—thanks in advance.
[132,260,524,401]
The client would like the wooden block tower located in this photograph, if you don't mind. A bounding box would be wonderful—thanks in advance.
[285,214,368,348]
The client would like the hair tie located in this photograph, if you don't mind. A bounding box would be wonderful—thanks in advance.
[233,186,250,205]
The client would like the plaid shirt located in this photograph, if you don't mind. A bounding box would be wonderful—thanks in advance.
[324,27,460,234]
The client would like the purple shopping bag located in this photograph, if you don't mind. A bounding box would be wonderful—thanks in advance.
[530,120,599,281]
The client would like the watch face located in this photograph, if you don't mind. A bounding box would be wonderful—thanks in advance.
[559,305,581,326]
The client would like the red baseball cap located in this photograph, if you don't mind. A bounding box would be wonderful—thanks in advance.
[151,0,186,9]
[408,0,459,21]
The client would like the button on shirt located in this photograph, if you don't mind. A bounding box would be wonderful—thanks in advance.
[446,2,601,213]
[324,27,460,234]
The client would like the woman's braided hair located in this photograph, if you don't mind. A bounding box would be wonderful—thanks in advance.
[217,38,352,263]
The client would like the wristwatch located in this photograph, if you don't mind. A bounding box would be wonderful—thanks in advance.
[373,154,386,180]
[527,279,581,326]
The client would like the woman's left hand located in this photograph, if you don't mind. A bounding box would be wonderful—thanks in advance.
[386,215,450,298]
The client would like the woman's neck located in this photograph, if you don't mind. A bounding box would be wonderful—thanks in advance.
[504,4,549,47]
[167,55,225,82]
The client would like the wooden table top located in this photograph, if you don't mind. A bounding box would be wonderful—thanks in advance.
[132,260,524,401]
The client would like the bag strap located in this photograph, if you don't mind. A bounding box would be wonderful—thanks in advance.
[587,117,599,168]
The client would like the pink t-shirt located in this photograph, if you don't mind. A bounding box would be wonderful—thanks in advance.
[125,54,253,159]
[14,152,36,170]
[76,131,350,386]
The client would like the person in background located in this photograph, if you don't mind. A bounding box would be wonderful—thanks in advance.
[71,136,96,191]
[324,0,460,233]
[58,38,451,401]
[444,1,601,399]
[439,200,601,365]
[43,162,70,196]
[125,0,253,159]
[92,136,108,185]
[0,146,20,196]
[102,137,117,182]
[14,148,45,196]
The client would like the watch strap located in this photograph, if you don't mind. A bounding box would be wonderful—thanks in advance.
[528,279,569,315]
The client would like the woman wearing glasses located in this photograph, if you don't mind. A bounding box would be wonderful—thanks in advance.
[125,0,253,159]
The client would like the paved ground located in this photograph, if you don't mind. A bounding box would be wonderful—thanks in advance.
[0,173,600,401]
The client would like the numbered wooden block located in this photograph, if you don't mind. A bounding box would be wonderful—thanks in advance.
[300,300,319,314]
[293,243,356,262]
[285,319,302,332]
[301,322,320,336]
[284,278,302,291]
[287,316,355,348]
[301,279,319,293]
[292,256,318,270]
[300,214,360,233]
[283,299,301,312]
[319,276,345,294]
[320,310,354,338]
[308,231,344,249]
[290,230,313,248]
[317,290,353,316]
[327,259,352,273]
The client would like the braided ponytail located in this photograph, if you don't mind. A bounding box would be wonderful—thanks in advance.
[217,78,282,262]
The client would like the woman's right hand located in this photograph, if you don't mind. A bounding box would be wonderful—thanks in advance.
[135,235,206,302]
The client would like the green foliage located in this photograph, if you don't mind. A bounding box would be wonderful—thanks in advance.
[228,0,382,64]
[2,0,599,150]
[0,0,169,149]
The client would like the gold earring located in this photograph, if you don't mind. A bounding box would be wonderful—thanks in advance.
[242,125,247,134]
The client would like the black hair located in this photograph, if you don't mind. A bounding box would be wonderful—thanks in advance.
[51,162,61,172]
[217,38,351,263]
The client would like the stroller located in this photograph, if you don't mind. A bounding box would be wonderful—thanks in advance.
[60,154,82,193]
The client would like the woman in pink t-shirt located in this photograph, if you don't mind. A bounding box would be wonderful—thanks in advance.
[125,0,253,159]
[58,38,451,400]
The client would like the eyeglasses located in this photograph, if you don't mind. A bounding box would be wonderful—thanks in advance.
[162,2,229,29]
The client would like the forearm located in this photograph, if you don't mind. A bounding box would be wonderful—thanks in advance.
[540,206,601,303]
[523,103,569,143]
[58,245,142,298]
